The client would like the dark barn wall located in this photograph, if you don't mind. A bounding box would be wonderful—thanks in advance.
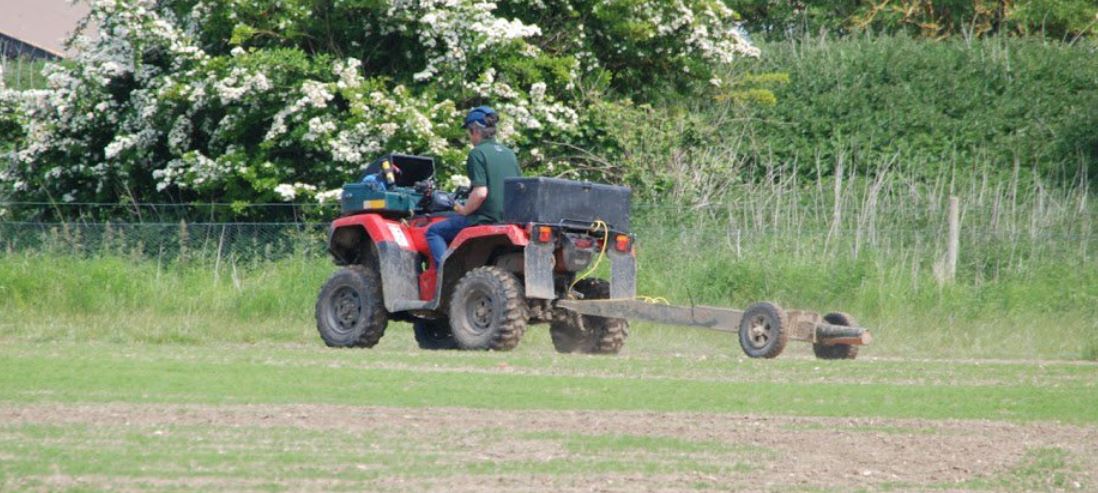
[0,33,61,61]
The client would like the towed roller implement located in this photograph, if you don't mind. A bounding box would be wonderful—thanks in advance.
[556,299,872,359]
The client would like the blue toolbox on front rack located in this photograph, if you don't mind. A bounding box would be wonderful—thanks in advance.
[340,154,435,217]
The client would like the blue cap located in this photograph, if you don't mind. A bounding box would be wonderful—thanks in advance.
[463,106,497,129]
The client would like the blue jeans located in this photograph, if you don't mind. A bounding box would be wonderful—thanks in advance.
[426,214,471,268]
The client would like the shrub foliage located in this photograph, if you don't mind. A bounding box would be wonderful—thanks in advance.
[0,0,756,207]
[2,1,1095,215]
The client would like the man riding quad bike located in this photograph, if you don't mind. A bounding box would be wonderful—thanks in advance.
[315,107,636,353]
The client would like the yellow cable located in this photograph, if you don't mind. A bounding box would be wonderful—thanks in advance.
[569,219,609,292]
[567,220,669,306]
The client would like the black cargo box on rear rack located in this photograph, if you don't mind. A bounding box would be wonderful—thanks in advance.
[503,177,631,232]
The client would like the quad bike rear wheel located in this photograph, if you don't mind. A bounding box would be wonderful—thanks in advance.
[448,266,527,351]
[550,278,628,354]
[315,265,388,347]
[413,318,458,350]
[813,312,860,360]
[738,302,788,358]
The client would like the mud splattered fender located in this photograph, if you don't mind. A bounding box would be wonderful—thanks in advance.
[524,240,555,299]
[609,247,636,299]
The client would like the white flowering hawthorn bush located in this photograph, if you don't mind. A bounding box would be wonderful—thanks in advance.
[0,69,22,158]
[0,0,756,212]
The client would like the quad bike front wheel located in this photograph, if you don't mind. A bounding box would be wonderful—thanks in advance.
[738,302,788,358]
[315,265,388,347]
[550,278,628,355]
[413,318,458,350]
[448,266,527,351]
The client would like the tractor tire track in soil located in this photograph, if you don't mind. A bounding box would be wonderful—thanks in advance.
[2,403,1095,492]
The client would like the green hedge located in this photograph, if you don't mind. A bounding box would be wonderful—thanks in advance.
[726,0,1098,41]
[729,35,1098,181]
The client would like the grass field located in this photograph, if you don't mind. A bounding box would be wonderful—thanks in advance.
[1,334,1096,491]
[2,196,1094,489]
[1,164,1094,491]
[3,30,1097,491]
[1,231,1094,491]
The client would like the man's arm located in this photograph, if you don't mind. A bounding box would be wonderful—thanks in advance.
[458,149,488,216]
[456,186,487,216]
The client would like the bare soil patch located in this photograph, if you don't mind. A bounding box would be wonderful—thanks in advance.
[2,403,1094,492]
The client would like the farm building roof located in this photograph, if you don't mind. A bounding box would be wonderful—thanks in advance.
[0,0,91,59]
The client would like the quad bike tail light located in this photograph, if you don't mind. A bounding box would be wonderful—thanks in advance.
[614,234,632,252]
[537,226,554,243]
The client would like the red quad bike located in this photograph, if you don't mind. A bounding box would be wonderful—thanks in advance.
[315,154,636,353]
[316,154,874,358]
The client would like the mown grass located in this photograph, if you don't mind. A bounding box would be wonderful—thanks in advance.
[523,431,770,458]
[0,422,759,490]
[1,341,1094,491]
[1,343,1095,423]
[985,448,1081,492]
[873,447,1088,492]
[0,420,1086,492]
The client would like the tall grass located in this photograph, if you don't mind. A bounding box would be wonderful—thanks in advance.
[615,76,1095,358]
[1,156,1093,359]
[0,55,48,90]
[0,252,330,344]
[631,156,1095,360]
[636,155,1092,284]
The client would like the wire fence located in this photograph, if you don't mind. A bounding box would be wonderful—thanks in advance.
[0,201,338,223]
[0,193,1093,269]
[0,52,50,90]
[0,216,1091,270]
[0,220,328,262]
[0,199,1089,213]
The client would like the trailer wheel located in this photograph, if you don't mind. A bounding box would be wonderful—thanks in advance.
[550,278,628,355]
[315,265,388,347]
[813,312,860,360]
[413,318,458,350]
[738,302,788,358]
[449,266,527,351]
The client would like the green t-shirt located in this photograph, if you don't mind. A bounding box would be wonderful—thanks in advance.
[466,138,522,225]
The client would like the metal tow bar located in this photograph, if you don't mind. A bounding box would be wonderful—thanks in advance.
[555,299,872,359]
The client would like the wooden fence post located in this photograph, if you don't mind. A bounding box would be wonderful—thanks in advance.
[947,196,960,282]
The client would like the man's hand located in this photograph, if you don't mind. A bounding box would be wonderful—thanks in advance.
[457,186,488,216]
